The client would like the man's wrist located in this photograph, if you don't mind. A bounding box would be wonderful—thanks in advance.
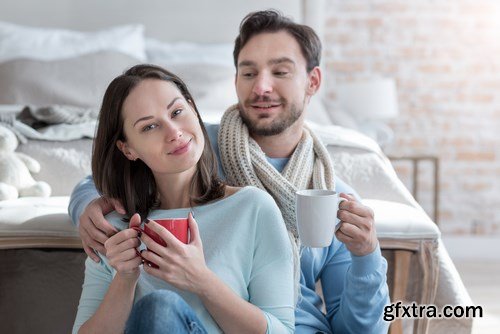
[350,244,382,276]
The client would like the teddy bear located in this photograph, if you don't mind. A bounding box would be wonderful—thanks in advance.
[0,124,51,200]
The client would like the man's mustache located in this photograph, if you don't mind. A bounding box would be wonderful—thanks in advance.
[246,95,286,104]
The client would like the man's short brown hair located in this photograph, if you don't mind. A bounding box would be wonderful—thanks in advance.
[233,9,322,72]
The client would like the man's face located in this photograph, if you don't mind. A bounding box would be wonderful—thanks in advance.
[235,30,318,136]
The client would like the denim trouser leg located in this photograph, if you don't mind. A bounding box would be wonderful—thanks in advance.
[126,290,207,334]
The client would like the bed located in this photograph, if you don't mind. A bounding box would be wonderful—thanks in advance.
[0,1,472,333]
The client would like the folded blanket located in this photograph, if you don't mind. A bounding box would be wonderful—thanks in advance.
[0,105,97,142]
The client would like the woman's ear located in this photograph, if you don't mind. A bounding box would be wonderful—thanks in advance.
[116,140,138,161]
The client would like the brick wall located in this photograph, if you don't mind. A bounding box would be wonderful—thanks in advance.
[323,0,500,235]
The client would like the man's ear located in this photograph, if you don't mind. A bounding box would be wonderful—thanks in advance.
[116,140,137,161]
[306,66,322,96]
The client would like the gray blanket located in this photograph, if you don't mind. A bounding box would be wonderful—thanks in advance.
[0,105,97,143]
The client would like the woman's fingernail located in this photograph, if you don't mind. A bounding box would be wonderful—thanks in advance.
[190,210,195,218]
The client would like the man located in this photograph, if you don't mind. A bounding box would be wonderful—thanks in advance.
[70,10,389,333]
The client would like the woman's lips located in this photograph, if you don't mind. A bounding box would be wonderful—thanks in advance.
[169,138,192,155]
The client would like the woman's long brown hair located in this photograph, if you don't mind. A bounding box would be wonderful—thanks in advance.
[92,64,225,220]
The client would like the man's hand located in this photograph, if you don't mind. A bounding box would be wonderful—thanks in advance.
[78,197,125,262]
[335,193,378,257]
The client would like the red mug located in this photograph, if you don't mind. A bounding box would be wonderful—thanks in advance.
[133,218,189,268]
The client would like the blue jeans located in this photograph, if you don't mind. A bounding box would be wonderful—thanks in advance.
[126,290,207,334]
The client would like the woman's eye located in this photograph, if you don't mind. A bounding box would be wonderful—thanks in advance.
[142,124,158,132]
[172,108,183,117]
[274,71,288,76]
[242,72,255,78]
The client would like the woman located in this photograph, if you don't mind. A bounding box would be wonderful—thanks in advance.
[72,64,294,333]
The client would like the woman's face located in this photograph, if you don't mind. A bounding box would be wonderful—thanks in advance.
[117,79,205,176]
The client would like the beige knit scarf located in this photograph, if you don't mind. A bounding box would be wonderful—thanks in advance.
[218,105,336,241]
[218,105,336,301]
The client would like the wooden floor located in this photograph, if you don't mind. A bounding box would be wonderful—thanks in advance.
[454,260,500,334]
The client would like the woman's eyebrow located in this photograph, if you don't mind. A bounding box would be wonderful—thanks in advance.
[133,97,182,127]
[133,115,154,127]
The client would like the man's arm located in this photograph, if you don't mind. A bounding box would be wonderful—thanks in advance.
[68,175,100,225]
[322,243,389,333]
[68,176,122,262]
[323,178,390,333]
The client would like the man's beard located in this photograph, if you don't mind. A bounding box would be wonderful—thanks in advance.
[239,97,303,136]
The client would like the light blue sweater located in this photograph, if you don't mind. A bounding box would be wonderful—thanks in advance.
[72,186,295,333]
[69,123,389,334]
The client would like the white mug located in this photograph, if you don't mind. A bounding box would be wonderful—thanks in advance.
[295,189,347,248]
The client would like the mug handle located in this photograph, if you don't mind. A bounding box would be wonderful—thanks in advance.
[334,197,348,233]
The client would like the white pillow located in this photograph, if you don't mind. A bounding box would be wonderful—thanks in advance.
[306,97,334,126]
[327,109,360,130]
[0,21,146,62]
[146,38,233,66]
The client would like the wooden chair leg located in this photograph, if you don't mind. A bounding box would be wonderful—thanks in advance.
[389,250,412,334]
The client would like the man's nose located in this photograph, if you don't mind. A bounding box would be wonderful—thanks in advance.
[252,73,273,96]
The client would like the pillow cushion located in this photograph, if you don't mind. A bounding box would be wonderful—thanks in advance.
[0,51,140,108]
[160,63,237,122]
[363,199,440,239]
[146,39,233,66]
[146,38,237,121]
[306,97,334,126]
[15,139,93,197]
[0,21,146,62]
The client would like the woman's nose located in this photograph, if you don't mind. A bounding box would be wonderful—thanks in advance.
[164,123,182,142]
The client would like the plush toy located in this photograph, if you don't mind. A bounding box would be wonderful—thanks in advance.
[0,124,51,200]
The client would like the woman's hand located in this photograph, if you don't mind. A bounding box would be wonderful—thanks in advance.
[141,212,210,294]
[104,213,142,281]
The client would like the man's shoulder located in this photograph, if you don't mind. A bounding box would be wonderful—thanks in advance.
[204,122,220,138]
[335,177,360,199]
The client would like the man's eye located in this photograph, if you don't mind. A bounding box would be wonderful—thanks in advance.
[142,124,158,132]
[274,71,288,76]
[242,72,255,78]
[172,109,183,117]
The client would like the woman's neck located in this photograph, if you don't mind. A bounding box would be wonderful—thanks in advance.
[155,167,197,210]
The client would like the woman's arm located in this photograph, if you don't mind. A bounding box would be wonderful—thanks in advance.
[75,219,142,334]
[78,273,138,334]
[197,270,269,334]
